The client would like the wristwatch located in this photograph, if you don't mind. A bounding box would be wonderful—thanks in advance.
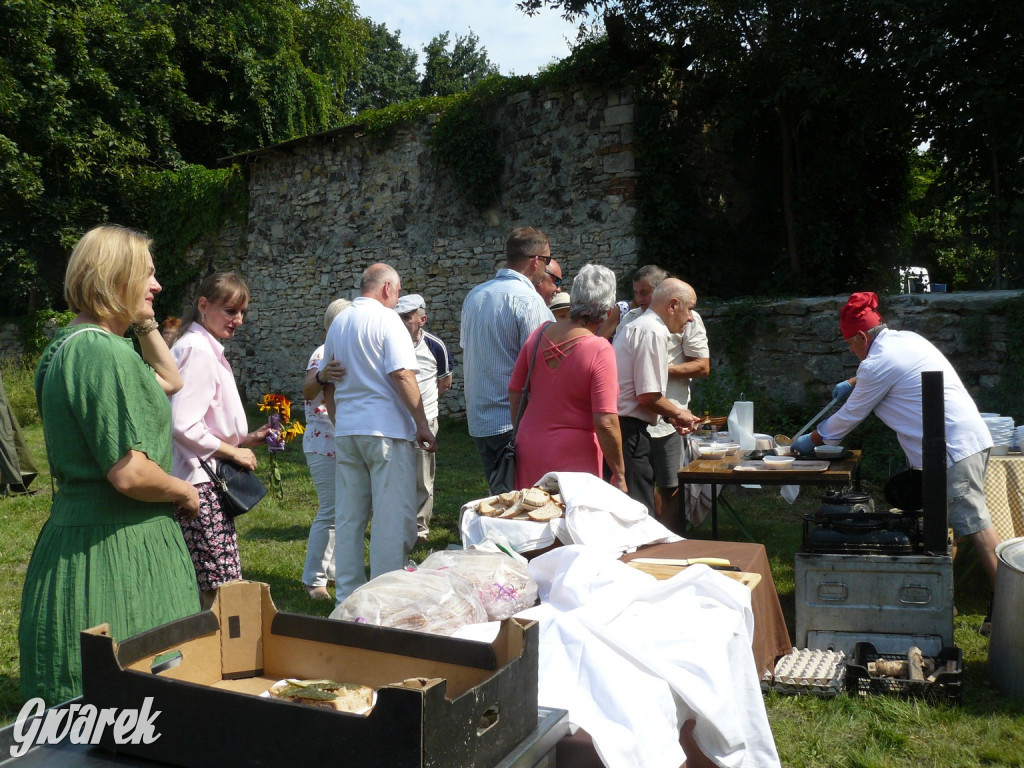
[314,368,324,385]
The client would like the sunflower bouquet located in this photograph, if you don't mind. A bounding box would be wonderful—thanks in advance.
[259,393,305,498]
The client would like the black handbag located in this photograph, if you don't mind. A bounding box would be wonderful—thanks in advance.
[487,323,551,493]
[198,456,268,519]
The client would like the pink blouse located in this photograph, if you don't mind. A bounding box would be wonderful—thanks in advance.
[169,323,250,485]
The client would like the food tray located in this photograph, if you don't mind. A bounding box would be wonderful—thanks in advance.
[846,642,962,705]
[734,460,830,472]
[770,648,846,697]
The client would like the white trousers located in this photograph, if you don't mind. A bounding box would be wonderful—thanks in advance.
[333,435,417,603]
[302,451,336,587]
[416,417,439,532]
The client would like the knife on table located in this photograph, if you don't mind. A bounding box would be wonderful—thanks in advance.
[630,557,739,571]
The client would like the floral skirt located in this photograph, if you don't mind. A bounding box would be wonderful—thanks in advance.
[174,482,241,591]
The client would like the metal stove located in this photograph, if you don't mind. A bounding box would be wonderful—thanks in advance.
[795,372,955,657]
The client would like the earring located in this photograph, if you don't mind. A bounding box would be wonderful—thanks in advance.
[200,312,206,324]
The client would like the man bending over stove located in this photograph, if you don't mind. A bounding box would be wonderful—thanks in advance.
[792,291,1000,634]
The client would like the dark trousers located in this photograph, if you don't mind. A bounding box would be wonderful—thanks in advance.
[473,430,514,494]
[618,416,656,514]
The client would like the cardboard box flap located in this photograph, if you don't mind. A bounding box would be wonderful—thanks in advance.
[82,611,219,670]
[213,580,265,678]
[270,612,500,670]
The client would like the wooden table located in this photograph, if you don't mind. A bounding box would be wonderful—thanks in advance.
[678,450,862,539]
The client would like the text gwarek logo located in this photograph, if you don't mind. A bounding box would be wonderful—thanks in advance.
[10,697,161,758]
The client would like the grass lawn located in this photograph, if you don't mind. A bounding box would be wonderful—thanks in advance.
[2,393,1024,765]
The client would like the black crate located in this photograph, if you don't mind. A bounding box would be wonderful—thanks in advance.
[846,642,963,706]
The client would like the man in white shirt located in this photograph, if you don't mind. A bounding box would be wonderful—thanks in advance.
[793,292,1000,622]
[615,266,711,529]
[612,278,701,513]
[395,293,453,540]
[320,264,437,603]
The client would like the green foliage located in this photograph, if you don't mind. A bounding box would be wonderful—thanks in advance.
[0,355,41,428]
[419,31,499,98]
[0,0,365,315]
[19,310,73,360]
[120,164,247,315]
[345,21,420,114]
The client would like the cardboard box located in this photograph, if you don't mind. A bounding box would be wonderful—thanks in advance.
[80,581,538,768]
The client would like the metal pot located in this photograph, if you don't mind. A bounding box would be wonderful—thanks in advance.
[989,537,1024,697]
[818,489,875,519]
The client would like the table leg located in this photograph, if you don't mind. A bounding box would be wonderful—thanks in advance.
[711,482,719,540]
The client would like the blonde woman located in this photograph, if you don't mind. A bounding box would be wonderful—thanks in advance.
[169,273,272,596]
[300,298,350,599]
[20,225,201,705]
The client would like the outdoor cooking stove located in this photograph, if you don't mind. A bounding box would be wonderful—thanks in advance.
[795,372,955,658]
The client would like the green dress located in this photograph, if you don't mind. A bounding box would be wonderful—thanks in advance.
[19,325,200,705]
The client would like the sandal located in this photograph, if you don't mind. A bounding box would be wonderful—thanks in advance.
[306,585,331,600]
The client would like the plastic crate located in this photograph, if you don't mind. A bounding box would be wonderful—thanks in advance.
[845,642,962,705]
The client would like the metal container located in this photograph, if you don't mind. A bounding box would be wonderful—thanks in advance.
[795,552,954,657]
[988,537,1024,697]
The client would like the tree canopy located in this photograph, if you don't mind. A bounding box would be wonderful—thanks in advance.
[419,31,499,98]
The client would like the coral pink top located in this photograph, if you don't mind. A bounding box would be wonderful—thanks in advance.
[509,327,619,488]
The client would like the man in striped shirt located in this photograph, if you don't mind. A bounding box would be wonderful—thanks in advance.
[396,293,453,539]
[461,227,555,492]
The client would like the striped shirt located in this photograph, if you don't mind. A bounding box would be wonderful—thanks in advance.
[461,269,554,437]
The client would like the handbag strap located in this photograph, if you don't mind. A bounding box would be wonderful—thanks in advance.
[198,456,228,493]
[511,321,552,440]
[40,326,110,495]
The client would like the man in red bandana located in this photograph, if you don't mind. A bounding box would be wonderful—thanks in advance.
[792,292,1000,631]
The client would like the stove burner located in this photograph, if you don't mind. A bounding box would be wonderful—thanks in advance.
[802,489,923,555]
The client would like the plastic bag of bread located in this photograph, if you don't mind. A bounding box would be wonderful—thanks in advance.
[330,568,487,635]
[421,549,538,621]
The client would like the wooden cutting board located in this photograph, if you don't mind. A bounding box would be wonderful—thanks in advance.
[626,561,762,589]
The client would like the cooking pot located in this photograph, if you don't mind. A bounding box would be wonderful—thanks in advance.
[818,489,875,519]
[884,469,923,512]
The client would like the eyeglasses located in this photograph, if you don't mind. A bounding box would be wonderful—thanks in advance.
[545,269,562,288]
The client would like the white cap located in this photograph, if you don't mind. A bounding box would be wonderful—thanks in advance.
[395,294,426,315]
[549,293,570,311]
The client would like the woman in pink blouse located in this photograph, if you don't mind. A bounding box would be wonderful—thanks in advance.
[509,264,627,491]
[169,273,272,596]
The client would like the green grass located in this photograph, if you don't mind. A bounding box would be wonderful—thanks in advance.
[2,375,1024,765]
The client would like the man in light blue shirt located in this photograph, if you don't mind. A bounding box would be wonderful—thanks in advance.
[461,227,555,492]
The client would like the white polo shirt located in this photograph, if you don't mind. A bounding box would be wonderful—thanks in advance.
[613,309,670,425]
[320,296,419,441]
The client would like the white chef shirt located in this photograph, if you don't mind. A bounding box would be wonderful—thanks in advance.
[817,328,992,467]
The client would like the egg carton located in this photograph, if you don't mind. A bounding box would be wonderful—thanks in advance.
[770,648,846,697]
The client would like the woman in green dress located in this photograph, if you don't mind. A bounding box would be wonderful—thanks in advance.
[19,225,202,705]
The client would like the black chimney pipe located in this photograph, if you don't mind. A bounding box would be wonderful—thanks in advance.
[921,371,949,553]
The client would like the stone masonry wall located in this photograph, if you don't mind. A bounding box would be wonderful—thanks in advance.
[233,85,640,413]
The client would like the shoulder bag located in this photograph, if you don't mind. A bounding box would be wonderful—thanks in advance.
[198,456,267,519]
[487,322,552,493]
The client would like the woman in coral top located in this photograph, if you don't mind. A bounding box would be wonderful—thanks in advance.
[509,264,627,492]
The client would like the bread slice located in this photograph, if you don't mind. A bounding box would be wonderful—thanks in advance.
[497,490,520,506]
[521,487,550,509]
[477,498,501,517]
[527,501,564,521]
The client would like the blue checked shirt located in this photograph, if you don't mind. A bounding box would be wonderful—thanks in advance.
[460,269,554,437]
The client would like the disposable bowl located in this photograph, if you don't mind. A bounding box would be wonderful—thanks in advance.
[763,455,796,470]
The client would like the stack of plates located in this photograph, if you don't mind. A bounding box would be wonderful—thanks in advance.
[983,414,1015,454]
[1015,425,1024,452]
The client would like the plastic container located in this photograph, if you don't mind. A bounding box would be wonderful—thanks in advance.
[846,642,962,705]
[762,455,795,470]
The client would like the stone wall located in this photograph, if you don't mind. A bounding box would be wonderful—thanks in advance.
[233,84,640,413]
